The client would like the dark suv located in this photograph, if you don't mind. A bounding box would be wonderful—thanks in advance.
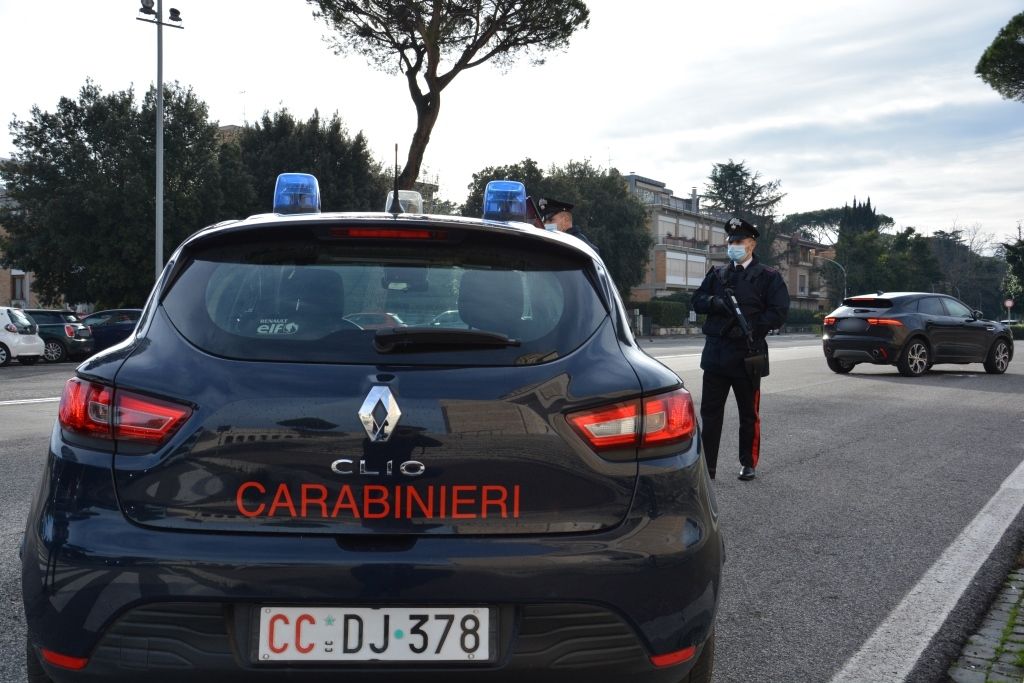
[22,309,94,362]
[80,308,142,353]
[22,177,722,682]
[822,292,1014,376]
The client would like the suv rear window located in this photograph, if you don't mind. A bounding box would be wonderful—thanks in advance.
[842,297,892,308]
[27,311,78,324]
[162,229,607,366]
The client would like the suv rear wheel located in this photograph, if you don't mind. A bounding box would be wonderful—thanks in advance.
[43,340,66,363]
[827,358,854,374]
[26,639,53,683]
[983,339,1011,374]
[897,339,929,377]
[679,632,715,683]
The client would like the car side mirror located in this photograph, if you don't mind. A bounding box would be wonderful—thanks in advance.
[972,309,984,320]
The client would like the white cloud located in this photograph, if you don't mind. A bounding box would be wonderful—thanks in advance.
[1,0,1021,241]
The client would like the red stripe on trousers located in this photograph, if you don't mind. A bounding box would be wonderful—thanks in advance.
[751,389,761,467]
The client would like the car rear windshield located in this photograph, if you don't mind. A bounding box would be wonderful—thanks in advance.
[28,311,79,324]
[7,308,33,327]
[841,297,892,308]
[162,228,607,366]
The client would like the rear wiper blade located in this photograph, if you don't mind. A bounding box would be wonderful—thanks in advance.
[374,327,521,353]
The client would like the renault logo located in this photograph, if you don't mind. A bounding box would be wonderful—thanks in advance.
[358,386,401,442]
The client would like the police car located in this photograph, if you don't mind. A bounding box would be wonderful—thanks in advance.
[22,175,722,682]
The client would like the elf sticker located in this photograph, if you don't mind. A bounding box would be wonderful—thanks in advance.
[257,319,299,335]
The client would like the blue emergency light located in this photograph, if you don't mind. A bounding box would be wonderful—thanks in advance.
[482,180,527,222]
[273,173,321,214]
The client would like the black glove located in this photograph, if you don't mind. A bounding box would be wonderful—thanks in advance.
[726,325,745,339]
[711,296,729,313]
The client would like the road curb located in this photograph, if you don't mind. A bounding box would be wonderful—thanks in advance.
[949,570,1024,683]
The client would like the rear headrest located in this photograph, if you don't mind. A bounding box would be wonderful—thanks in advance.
[458,270,523,337]
[280,267,346,317]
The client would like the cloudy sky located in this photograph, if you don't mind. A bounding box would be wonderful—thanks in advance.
[1,0,1021,243]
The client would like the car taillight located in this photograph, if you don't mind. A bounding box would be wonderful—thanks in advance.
[63,324,76,338]
[58,378,191,445]
[58,379,113,438]
[867,318,902,326]
[641,390,697,446]
[823,317,836,326]
[568,389,697,452]
[4,323,16,333]
[115,392,192,442]
[568,400,640,450]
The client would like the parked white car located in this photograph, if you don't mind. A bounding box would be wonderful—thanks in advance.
[0,306,45,366]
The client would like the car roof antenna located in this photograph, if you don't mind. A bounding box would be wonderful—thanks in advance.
[390,143,401,218]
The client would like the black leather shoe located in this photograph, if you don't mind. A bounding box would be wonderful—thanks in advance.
[738,466,756,481]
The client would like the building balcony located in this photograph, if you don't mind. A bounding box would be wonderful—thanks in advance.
[659,235,708,250]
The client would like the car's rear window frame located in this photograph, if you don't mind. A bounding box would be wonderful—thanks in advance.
[160,222,609,367]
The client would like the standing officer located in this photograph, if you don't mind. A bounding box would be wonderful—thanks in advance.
[692,217,790,481]
[538,197,599,252]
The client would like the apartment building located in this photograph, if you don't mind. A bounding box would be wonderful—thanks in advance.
[0,173,43,308]
[624,173,833,312]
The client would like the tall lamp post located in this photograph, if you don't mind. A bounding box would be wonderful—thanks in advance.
[819,256,847,301]
[137,0,183,280]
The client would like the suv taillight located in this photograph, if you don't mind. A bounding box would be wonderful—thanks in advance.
[568,389,697,452]
[58,378,192,445]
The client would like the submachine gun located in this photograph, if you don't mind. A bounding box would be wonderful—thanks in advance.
[718,274,769,381]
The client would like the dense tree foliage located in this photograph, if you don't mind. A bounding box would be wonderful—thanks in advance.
[1000,223,1024,308]
[0,84,387,307]
[703,159,786,265]
[0,81,224,307]
[307,0,589,189]
[234,109,388,215]
[976,12,1024,103]
[463,158,651,298]
[780,200,894,246]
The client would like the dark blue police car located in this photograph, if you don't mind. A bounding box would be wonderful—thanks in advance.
[22,175,722,682]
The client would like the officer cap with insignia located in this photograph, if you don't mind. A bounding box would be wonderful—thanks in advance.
[725,217,760,241]
[538,197,574,221]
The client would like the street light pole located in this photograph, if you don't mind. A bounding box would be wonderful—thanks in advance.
[819,256,847,300]
[137,0,183,280]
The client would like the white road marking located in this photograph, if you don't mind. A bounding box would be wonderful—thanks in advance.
[0,397,60,407]
[829,457,1024,683]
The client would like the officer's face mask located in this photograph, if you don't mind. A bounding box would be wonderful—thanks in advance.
[544,223,558,232]
[727,244,747,262]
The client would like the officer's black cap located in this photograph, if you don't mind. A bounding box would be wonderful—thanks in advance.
[538,197,574,221]
[725,217,760,241]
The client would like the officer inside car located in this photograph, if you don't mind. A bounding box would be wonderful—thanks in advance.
[692,217,790,481]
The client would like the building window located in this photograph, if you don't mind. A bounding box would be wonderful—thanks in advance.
[12,275,25,302]
[798,274,807,296]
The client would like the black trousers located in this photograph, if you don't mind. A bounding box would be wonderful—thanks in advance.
[700,370,762,474]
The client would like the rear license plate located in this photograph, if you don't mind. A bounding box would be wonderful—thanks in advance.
[258,606,491,662]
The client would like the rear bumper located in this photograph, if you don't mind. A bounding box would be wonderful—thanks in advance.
[823,335,900,364]
[67,337,95,358]
[10,335,44,358]
[23,436,722,682]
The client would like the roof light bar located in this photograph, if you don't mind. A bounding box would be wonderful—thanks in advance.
[273,173,321,215]
[482,180,527,222]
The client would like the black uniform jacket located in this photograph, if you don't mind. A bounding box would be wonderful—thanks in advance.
[691,257,791,377]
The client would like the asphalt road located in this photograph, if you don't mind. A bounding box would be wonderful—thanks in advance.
[1,338,1023,682]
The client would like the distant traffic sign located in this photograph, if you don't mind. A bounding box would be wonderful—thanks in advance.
[1006,299,1015,309]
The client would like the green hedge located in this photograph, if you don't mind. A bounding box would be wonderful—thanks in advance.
[785,308,822,325]
[629,300,689,327]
